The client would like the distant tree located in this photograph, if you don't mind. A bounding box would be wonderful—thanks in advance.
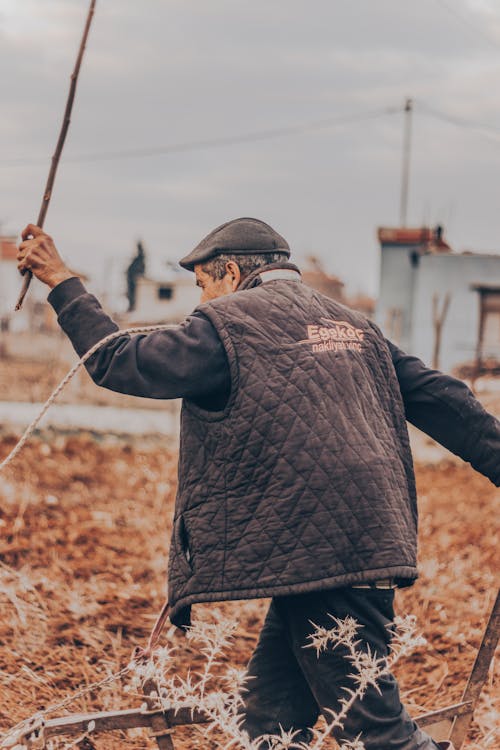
[302,255,345,302]
[432,292,451,370]
[306,254,326,273]
[126,241,146,312]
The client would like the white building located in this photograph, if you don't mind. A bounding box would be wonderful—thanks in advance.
[131,261,200,324]
[375,226,500,373]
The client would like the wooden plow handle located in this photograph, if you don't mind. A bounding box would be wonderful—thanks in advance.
[417,588,500,748]
[0,705,208,749]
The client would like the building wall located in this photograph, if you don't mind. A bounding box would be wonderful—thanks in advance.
[375,244,418,351]
[134,275,200,323]
[411,254,500,371]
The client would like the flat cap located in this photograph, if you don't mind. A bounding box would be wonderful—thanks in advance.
[179,217,290,271]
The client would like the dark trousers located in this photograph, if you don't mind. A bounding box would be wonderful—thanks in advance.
[241,588,440,749]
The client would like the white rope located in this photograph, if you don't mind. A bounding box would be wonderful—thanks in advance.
[0,324,177,472]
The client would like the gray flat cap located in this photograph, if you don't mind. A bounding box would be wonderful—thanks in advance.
[179,217,290,271]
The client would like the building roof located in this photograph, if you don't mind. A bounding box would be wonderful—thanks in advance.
[378,227,433,245]
[377,225,451,254]
[470,283,500,293]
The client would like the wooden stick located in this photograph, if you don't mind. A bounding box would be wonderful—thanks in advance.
[417,700,473,727]
[450,589,500,749]
[143,679,176,749]
[15,0,97,311]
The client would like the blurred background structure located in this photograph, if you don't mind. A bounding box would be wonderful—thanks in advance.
[1,0,500,379]
[376,225,500,373]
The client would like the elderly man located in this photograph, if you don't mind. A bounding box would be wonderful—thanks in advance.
[18,218,499,750]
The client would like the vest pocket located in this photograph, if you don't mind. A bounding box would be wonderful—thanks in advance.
[174,515,193,576]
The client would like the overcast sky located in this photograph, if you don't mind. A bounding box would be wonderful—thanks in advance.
[1,0,500,298]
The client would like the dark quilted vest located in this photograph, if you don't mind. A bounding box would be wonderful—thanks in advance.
[168,272,418,626]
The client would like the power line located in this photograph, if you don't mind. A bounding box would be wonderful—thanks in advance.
[0,106,401,168]
[434,0,500,51]
[5,100,499,173]
[418,101,500,143]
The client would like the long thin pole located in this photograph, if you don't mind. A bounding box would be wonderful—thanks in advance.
[15,0,97,310]
[399,98,413,227]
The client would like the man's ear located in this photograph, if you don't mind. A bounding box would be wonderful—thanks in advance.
[225,261,241,291]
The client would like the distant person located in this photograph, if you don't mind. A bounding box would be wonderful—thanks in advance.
[18,218,499,750]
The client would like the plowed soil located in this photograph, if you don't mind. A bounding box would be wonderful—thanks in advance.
[0,435,498,749]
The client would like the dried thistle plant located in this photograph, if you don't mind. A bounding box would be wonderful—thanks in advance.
[0,608,426,750]
[124,608,426,750]
[303,613,426,750]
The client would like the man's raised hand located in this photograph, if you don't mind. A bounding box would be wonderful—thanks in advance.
[17,224,74,289]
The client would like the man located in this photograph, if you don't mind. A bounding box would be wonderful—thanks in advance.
[17,218,499,750]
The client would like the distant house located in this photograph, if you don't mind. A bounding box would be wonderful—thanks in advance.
[375,226,500,372]
[0,235,48,333]
[1,236,20,319]
[129,261,200,324]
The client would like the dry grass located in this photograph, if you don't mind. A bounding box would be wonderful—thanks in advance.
[0,353,171,410]
[0,435,498,749]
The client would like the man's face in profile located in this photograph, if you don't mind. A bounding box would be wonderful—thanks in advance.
[194,261,241,303]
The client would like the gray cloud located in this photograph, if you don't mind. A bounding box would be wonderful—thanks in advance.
[1,0,499,297]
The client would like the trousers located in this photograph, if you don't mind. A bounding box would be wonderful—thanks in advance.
[240,587,440,749]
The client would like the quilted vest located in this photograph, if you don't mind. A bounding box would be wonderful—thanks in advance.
[168,268,418,626]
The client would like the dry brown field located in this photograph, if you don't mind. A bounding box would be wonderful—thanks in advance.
[0,350,164,411]
[0,432,498,750]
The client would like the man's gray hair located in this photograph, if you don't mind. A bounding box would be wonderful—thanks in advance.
[201,252,289,281]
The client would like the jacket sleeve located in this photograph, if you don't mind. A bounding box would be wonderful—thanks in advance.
[48,277,230,402]
[387,340,500,486]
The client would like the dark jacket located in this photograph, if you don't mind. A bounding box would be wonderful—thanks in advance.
[169,269,420,625]
[49,274,500,626]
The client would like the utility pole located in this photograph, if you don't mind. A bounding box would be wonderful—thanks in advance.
[399,98,413,227]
